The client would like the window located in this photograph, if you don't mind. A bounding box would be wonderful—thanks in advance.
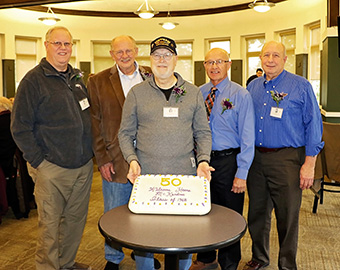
[279,31,296,74]
[208,39,231,53]
[246,36,265,80]
[176,42,193,83]
[92,41,112,73]
[309,24,321,102]
[69,40,78,68]
[15,37,38,88]
[135,42,150,67]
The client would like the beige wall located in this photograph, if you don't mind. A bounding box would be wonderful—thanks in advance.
[0,0,327,95]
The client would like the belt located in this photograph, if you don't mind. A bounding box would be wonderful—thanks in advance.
[211,148,240,157]
[256,147,285,153]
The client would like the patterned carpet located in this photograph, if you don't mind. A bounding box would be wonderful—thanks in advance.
[0,163,340,270]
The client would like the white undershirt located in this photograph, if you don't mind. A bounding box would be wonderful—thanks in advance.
[117,62,143,97]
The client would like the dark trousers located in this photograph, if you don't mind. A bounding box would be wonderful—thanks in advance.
[197,150,244,270]
[247,147,305,270]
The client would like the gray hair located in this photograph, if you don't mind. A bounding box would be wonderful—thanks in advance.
[261,41,286,57]
[45,26,73,42]
[111,35,137,50]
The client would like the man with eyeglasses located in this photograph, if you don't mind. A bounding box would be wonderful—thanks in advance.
[11,26,93,270]
[87,35,156,270]
[189,48,255,270]
[118,36,213,270]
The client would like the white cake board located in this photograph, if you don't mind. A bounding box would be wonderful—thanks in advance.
[128,174,211,215]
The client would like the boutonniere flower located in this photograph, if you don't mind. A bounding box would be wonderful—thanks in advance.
[141,71,152,80]
[75,72,84,80]
[173,85,186,103]
[221,98,234,114]
[270,90,288,107]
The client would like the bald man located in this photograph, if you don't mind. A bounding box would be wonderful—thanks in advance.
[189,48,255,270]
[244,41,323,270]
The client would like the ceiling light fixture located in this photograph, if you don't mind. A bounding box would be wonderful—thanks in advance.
[134,0,158,19]
[38,7,60,25]
[248,0,275,13]
[159,5,178,30]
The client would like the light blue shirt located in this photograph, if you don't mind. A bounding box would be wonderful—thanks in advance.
[201,77,255,180]
[247,70,324,156]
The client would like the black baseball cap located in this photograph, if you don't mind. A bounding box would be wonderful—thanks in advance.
[150,36,177,55]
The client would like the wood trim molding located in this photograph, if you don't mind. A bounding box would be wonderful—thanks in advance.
[0,0,80,9]
[12,0,287,18]
[321,108,340,118]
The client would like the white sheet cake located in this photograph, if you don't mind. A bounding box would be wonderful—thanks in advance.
[128,174,211,215]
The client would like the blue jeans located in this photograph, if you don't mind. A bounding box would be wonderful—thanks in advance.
[134,251,192,270]
[102,180,133,264]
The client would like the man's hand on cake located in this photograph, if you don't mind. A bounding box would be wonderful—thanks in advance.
[99,162,115,182]
[197,161,215,181]
[127,160,141,183]
[231,177,246,193]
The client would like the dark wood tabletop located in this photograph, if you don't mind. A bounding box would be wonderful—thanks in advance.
[98,203,247,270]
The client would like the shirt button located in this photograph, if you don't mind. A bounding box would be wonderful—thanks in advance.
[264,103,267,106]
[266,91,269,93]
[273,86,276,88]
[261,116,263,119]
[259,130,262,132]
[259,143,262,146]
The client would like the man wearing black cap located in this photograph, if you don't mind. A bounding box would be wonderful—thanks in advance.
[118,36,214,270]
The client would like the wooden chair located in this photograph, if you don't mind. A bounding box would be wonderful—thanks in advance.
[312,121,340,213]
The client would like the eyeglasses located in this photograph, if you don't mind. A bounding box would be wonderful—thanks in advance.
[204,60,230,66]
[151,53,173,61]
[113,49,135,57]
[47,41,73,48]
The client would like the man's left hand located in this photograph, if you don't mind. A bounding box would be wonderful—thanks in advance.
[231,177,246,193]
[300,155,317,190]
[197,161,215,181]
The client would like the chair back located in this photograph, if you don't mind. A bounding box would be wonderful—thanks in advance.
[321,122,340,182]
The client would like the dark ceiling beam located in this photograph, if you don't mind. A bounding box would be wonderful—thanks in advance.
[0,0,87,9]
[18,0,286,18]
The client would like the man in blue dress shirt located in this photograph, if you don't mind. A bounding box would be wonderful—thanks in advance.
[243,41,324,270]
[189,48,255,270]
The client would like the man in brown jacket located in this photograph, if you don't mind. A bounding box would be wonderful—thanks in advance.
[87,35,153,270]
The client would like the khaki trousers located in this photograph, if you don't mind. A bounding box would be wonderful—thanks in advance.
[34,159,93,270]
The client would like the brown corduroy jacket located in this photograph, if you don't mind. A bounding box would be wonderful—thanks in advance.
[87,64,151,183]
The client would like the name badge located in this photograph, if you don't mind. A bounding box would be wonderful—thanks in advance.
[79,98,90,111]
[163,107,178,118]
[270,107,283,118]
[190,157,196,168]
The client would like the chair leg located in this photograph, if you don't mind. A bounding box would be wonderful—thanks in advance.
[312,194,319,213]
[320,181,324,205]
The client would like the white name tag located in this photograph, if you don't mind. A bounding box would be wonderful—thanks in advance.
[79,98,90,111]
[190,157,196,168]
[270,107,283,118]
[163,107,178,117]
